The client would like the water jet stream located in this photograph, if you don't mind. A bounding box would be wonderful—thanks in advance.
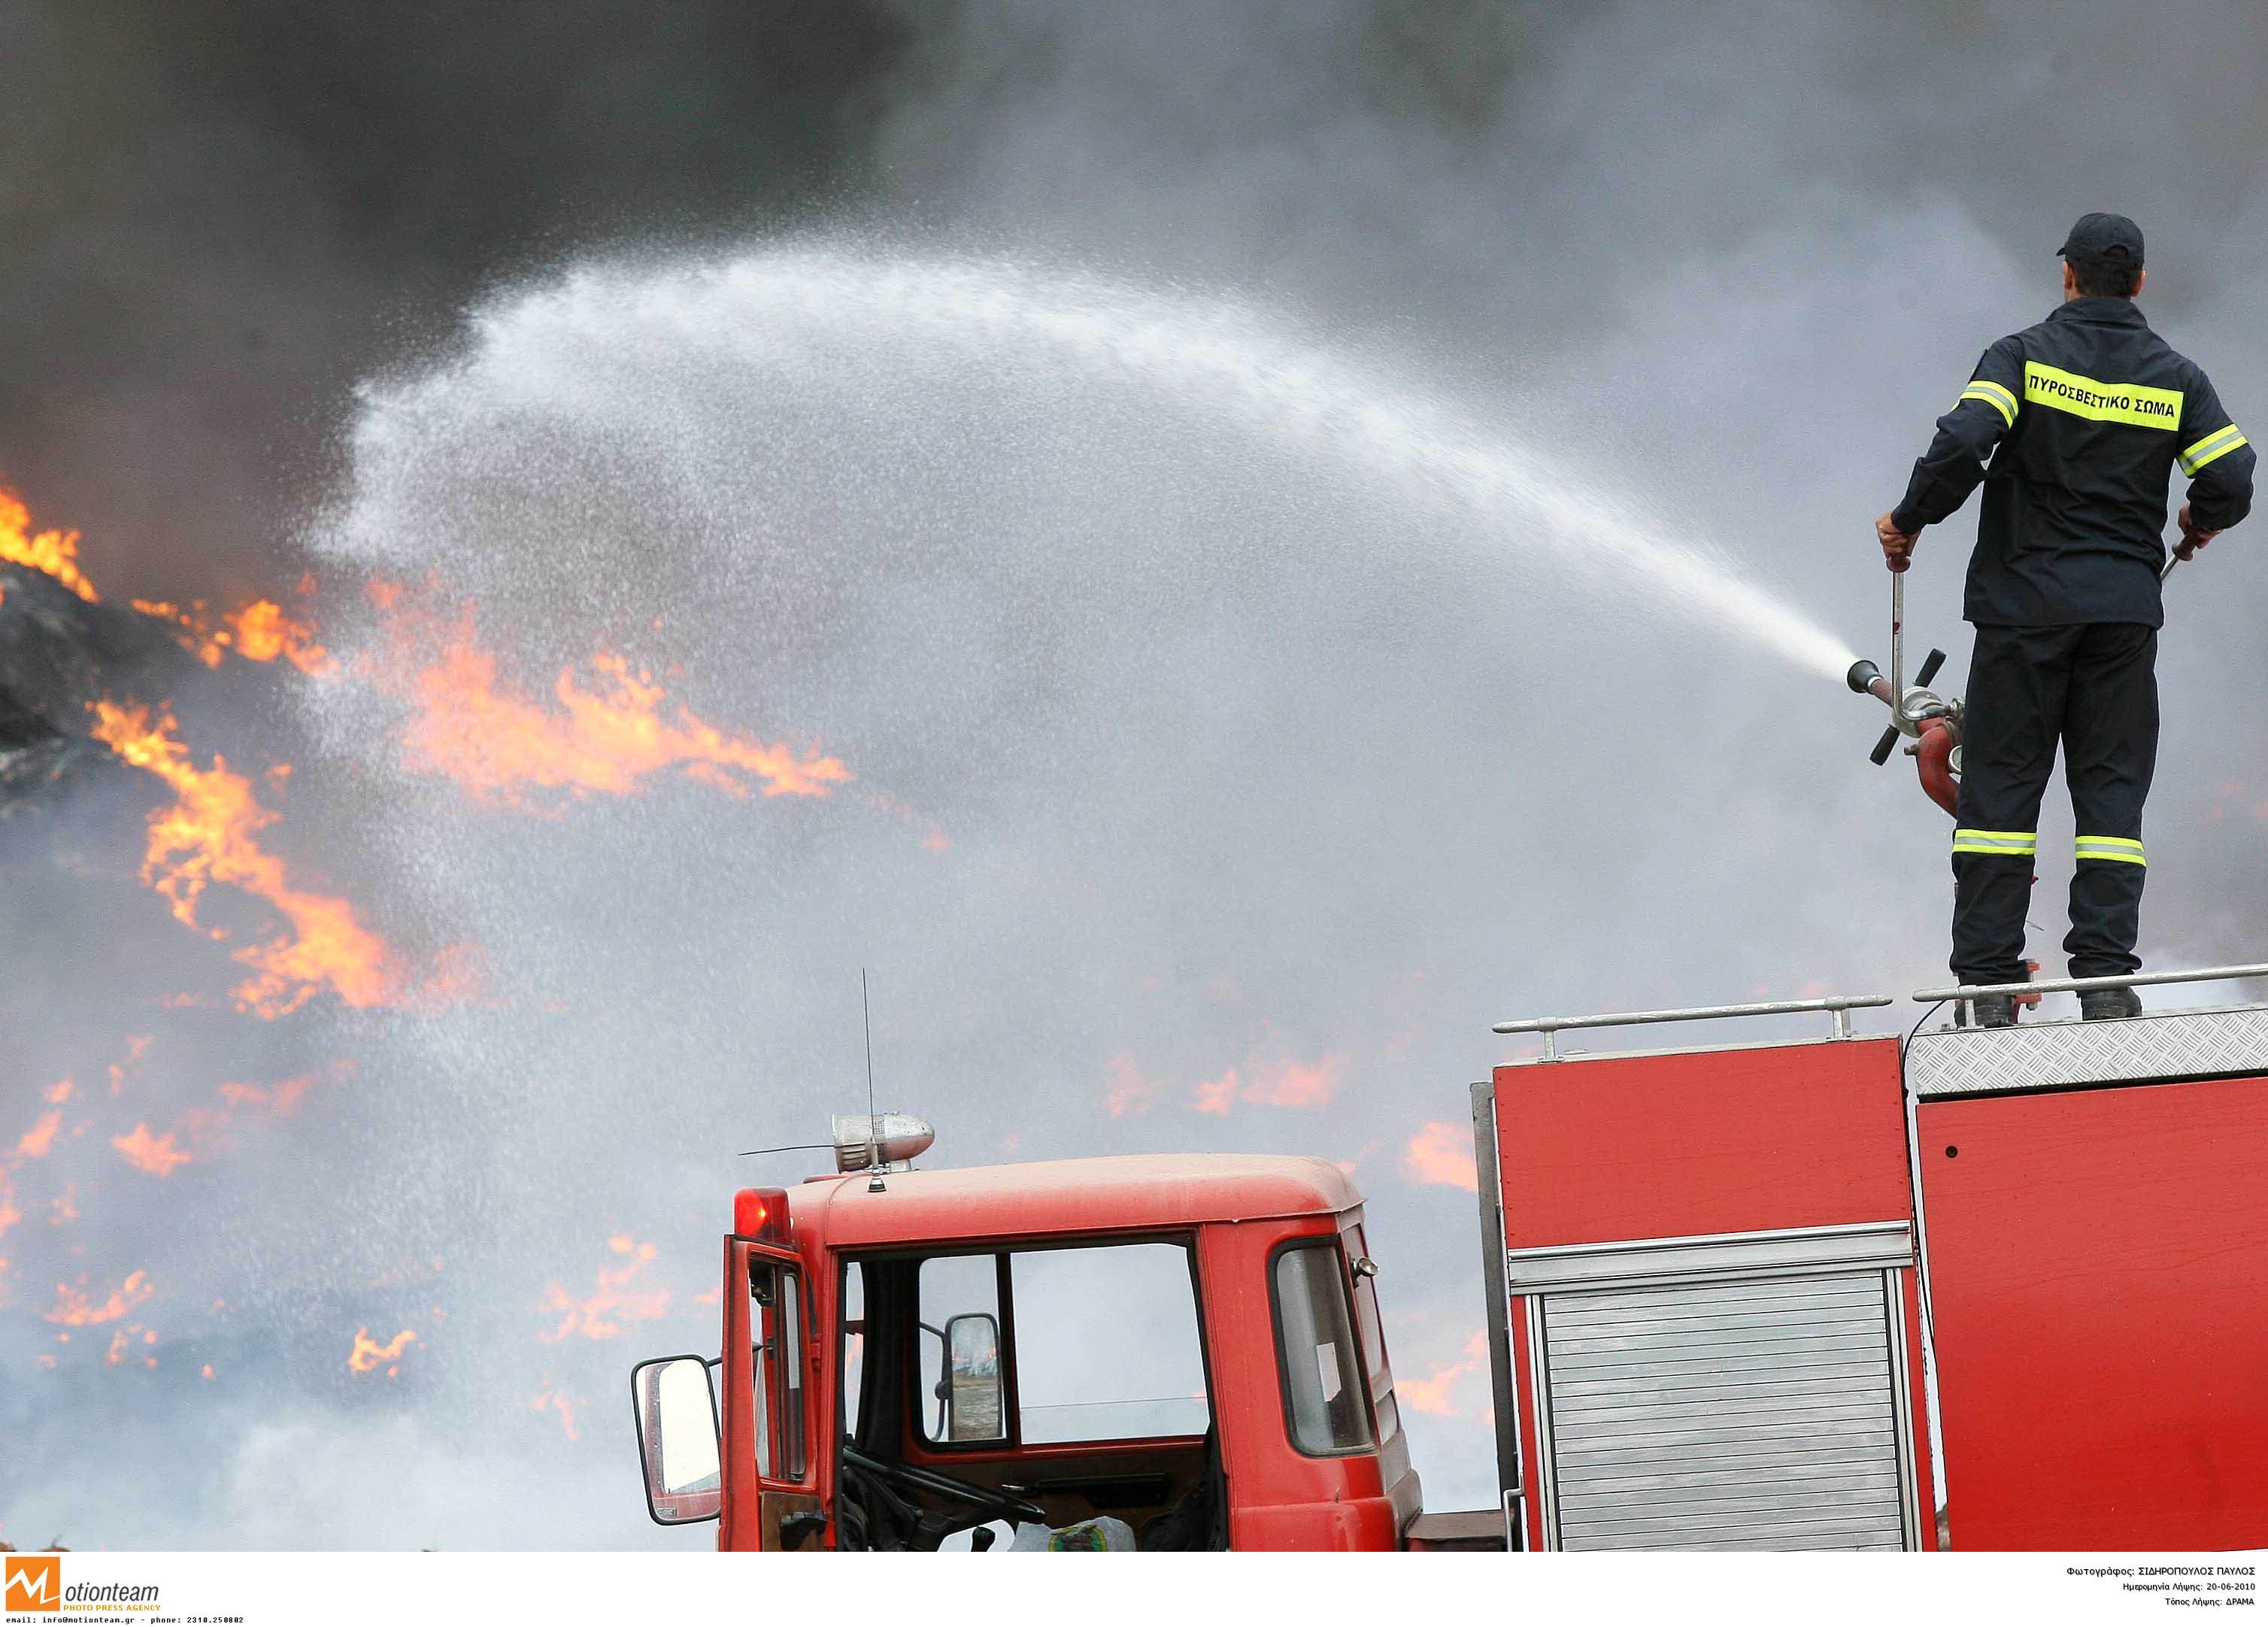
[410,247,1854,680]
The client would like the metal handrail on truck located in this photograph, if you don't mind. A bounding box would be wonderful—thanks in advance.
[1492,994,1895,1059]
[1911,962,2268,1003]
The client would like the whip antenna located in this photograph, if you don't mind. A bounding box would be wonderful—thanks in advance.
[862,969,884,1191]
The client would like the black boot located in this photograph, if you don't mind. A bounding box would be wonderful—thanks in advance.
[1967,993,2018,1029]
[2079,986,2142,1021]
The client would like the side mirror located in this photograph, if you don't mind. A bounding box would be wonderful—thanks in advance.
[943,1312,1005,1442]
[630,1354,723,1525]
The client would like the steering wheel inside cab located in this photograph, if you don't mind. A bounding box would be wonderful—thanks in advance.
[840,1446,1047,1551]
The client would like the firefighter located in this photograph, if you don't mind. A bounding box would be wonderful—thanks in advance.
[1875,213,2254,1026]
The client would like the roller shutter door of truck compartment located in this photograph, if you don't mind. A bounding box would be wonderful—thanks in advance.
[1535,1273,1912,1550]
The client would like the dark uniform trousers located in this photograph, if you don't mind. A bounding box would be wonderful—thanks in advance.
[1951,622,2157,986]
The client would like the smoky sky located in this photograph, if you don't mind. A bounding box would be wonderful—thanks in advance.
[0,0,908,601]
[7,0,2268,1552]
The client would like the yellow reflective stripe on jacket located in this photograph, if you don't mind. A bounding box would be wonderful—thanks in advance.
[2022,362,2183,430]
[2179,423,2248,475]
[1951,829,2038,856]
[2074,835,2147,865]
[1959,379,2018,427]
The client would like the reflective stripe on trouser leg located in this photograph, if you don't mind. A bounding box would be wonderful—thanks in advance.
[2072,835,2145,865]
[1951,829,2038,856]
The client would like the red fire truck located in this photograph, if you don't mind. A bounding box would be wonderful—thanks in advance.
[628,964,2268,1552]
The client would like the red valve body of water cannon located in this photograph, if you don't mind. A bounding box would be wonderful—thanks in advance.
[1916,718,1960,818]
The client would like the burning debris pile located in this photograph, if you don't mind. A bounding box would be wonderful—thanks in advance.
[0,495,202,810]
[0,477,870,1516]
[0,484,858,992]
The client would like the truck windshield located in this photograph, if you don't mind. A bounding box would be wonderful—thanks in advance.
[1272,1241,1374,1456]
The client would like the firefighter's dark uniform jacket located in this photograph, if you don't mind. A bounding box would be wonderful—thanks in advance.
[1891,295,2254,985]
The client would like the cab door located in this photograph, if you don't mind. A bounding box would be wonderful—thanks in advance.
[721,1238,826,1550]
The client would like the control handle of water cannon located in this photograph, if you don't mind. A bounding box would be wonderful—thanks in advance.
[1864,649,1948,767]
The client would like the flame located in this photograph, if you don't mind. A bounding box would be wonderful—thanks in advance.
[107,1039,152,1095]
[530,1382,584,1442]
[1189,1057,1342,1115]
[112,1072,325,1177]
[217,1075,312,1114]
[1243,1058,1338,1110]
[347,1326,417,1375]
[0,487,99,601]
[1402,1121,1479,1192]
[111,1123,192,1177]
[1108,1053,1342,1118]
[14,1111,62,1162]
[130,598,331,674]
[45,1270,153,1326]
[1398,1331,1490,1417]
[1103,1053,1160,1117]
[418,941,493,1007]
[1190,1071,1239,1116]
[369,592,850,809]
[89,701,397,1016]
[538,1235,669,1342]
[2,1098,75,1248]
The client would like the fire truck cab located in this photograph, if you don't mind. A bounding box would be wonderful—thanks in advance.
[631,1149,1447,1550]
[632,963,2268,1553]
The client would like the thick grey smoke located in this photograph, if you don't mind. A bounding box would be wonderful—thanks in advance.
[0,0,905,599]
[6,0,2267,1550]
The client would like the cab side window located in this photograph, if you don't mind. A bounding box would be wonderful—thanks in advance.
[1344,1223,1400,1445]
[841,1261,867,1441]
[917,1253,1005,1443]
[1272,1241,1375,1456]
[914,1241,1211,1447]
[1012,1242,1208,1444]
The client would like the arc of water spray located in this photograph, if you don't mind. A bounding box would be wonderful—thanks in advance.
[483,247,1855,680]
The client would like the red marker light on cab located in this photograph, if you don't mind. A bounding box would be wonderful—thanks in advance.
[734,1186,789,1243]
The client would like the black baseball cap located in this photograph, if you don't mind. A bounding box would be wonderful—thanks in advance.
[2058,211,2144,269]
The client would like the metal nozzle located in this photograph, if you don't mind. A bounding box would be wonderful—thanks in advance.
[1848,657,1901,765]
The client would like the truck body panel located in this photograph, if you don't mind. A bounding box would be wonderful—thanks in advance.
[1911,1008,2268,1550]
[1491,1035,1936,1550]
